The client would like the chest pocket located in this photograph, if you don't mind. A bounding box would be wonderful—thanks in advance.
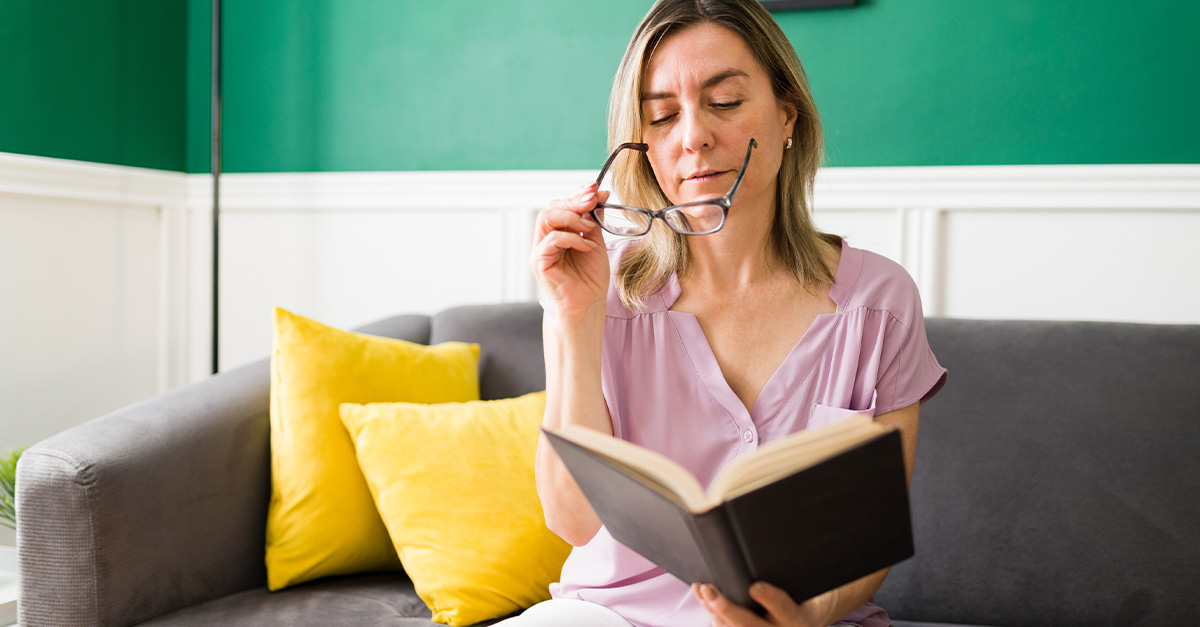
[807,391,877,430]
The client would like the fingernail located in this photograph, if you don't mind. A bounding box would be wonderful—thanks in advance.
[581,217,597,228]
[702,584,717,600]
[585,238,599,247]
[580,192,595,204]
[752,582,767,594]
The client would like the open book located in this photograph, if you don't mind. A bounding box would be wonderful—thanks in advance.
[542,414,914,611]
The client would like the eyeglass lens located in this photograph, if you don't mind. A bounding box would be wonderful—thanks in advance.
[594,139,753,236]
[593,203,725,236]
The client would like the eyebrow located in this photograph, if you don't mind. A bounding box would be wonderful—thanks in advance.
[640,69,750,103]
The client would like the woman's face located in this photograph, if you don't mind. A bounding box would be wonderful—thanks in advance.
[640,23,796,213]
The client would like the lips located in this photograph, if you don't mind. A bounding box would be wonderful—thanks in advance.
[685,170,731,184]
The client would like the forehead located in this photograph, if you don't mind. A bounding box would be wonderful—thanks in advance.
[643,23,763,93]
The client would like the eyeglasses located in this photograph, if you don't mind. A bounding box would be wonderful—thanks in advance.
[590,138,758,237]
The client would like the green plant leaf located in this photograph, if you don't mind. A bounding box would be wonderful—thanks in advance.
[0,448,24,529]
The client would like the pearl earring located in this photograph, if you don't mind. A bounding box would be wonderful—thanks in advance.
[785,137,793,150]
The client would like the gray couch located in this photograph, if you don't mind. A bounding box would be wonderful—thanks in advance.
[16,303,1200,626]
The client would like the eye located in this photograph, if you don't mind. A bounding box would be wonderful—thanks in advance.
[649,113,677,126]
[712,100,743,110]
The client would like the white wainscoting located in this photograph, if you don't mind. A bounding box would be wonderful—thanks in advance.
[0,152,190,453]
[2,150,1198,451]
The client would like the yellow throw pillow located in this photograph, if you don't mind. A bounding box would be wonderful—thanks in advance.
[340,391,571,626]
[266,308,480,591]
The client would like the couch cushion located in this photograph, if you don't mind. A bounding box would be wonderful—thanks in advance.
[353,313,433,345]
[340,392,569,626]
[431,303,546,401]
[137,573,514,627]
[876,319,1200,626]
[265,308,481,591]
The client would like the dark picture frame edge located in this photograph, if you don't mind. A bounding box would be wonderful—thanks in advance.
[761,0,858,10]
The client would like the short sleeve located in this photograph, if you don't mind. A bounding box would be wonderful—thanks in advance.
[538,296,557,319]
[873,295,948,416]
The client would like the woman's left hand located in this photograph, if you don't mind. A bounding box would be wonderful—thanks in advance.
[692,582,838,627]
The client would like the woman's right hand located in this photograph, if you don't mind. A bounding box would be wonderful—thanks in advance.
[530,182,611,320]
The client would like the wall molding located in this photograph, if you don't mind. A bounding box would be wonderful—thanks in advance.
[176,163,1200,212]
[0,152,192,393]
[0,151,188,208]
[4,150,1199,386]
[814,163,1200,210]
[6,151,1194,215]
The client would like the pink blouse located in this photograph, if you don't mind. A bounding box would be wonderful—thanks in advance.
[544,239,948,627]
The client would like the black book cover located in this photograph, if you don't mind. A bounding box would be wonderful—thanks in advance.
[543,428,913,610]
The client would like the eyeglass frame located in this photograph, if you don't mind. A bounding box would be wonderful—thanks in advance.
[589,137,758,237]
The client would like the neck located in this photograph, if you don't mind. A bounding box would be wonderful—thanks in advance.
[681,198,781,292]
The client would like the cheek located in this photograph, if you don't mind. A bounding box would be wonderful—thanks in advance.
[764,151,784,185]
[746,150,784,199]
[646,150,680,202]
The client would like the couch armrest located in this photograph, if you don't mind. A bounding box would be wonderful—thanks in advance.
[16,359,272,627]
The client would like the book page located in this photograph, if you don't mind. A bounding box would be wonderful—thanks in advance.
[549,425,713,511]
[708,415,886,501]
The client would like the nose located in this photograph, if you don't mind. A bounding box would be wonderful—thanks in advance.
[679,105,714,154]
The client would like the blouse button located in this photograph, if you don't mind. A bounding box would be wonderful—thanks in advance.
[742,430,754,443]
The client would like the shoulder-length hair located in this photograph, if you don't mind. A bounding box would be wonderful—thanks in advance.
[607,0,840,310]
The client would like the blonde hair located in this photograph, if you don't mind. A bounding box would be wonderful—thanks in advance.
[607,0,840,310]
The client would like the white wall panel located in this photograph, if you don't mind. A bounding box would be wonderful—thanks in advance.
[0,196,161,451]
[216,209,507,372]
[2,151,1198,450]
[0,152,188,453]
[940,210,1200,323]
[812,208,900,264]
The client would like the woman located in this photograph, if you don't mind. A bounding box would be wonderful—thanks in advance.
[519,1,947,626]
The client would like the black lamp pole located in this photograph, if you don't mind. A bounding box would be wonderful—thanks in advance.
[211,0,222,375]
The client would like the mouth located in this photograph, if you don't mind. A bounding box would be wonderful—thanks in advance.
[684,170,731,184]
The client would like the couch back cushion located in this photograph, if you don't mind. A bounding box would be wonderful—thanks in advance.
[431,303,547,401]
[876,318,1200,626]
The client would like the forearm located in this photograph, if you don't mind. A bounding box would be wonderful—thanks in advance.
[541,307,611,434]
[815,566,890,625]
[535,308,611,545]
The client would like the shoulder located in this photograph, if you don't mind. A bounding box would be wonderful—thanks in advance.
[837,244,925,328]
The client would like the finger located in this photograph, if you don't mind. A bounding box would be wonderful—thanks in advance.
[536,208,598,236]
[748,581,797,619]
[568,185,602,212]
[530,230,599,272]
[573,181,599,195]
[693,585,718,623]
[535,192,604,240]
[701,585,770,627]
[693,587,732,627]
[544,194,596,215]
[539,229,599,255]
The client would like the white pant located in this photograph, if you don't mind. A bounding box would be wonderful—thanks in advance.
[493,599,635,626]
[493,598,861,627]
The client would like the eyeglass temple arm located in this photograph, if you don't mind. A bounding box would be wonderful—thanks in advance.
[594,142,649,185]
[724,138,758,201]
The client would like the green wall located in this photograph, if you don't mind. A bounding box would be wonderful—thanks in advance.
[4,2,1197,172]
[188,0,1200,172]
[185,0,649,173]
[776,1,1200,167]
[0,0,187,171]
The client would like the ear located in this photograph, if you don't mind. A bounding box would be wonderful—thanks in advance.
[779,100,798,143]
